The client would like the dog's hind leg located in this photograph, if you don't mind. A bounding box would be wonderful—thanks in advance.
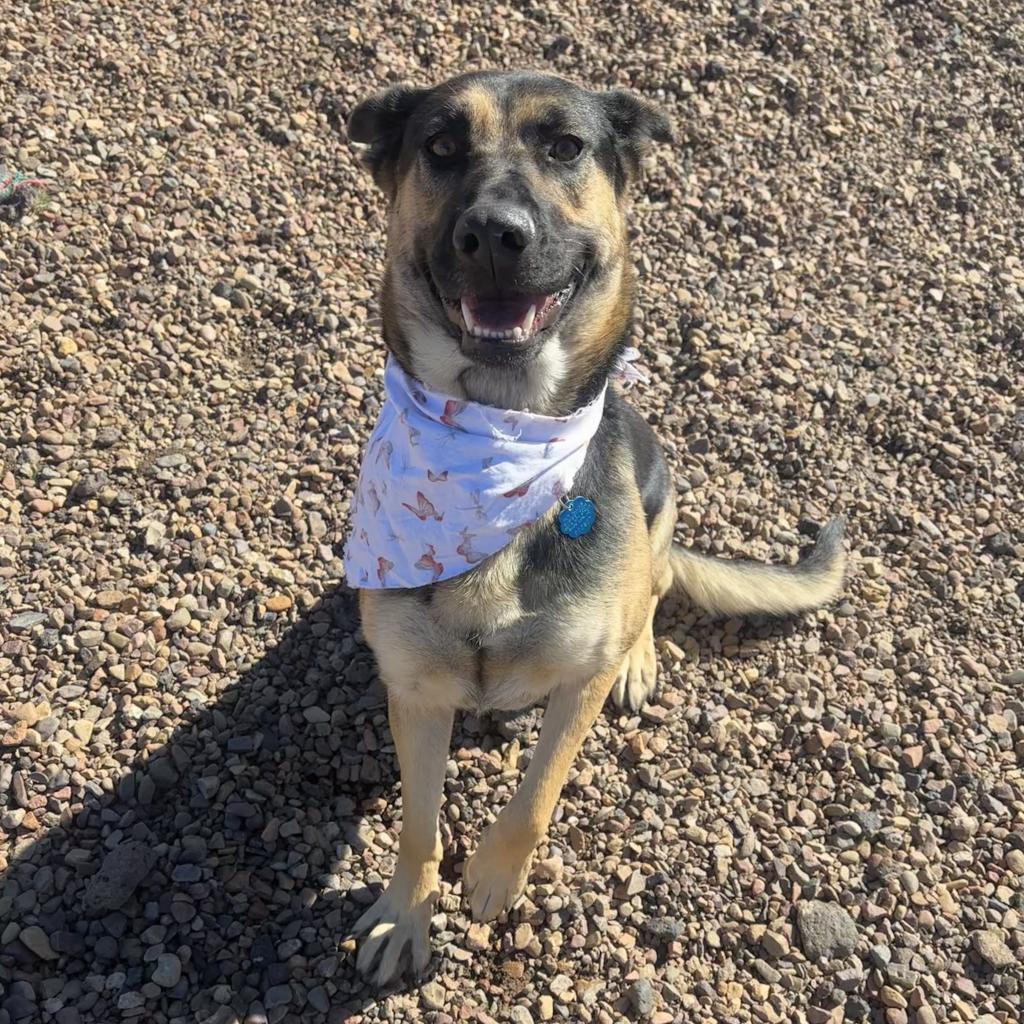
[610,594,659,711]
[464,663,619,921]
[610,493,675,711]
[351,698,453,986]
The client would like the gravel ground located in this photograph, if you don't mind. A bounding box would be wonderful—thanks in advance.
[2,1,1023,1023]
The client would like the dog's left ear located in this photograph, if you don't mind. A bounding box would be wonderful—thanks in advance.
[348,85,429,197]
[598,90,674,184]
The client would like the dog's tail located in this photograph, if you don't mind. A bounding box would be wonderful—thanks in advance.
[669,518,846,616]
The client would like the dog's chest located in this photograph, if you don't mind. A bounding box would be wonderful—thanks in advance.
[360,540,612,713]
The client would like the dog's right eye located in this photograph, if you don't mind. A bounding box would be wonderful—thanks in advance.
[426,133,458,159]
[550,135,583,162]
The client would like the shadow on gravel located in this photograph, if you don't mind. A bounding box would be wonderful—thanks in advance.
[0,586,404,1024]
[0,577,817,1024]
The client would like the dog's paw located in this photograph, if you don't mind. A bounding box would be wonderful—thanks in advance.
[610,626,658,711]
[464,830,532,922]
[349,872,437,986]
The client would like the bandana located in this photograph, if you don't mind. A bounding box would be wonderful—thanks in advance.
[343,358,607,589]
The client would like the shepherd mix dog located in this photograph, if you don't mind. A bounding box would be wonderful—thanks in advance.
[345,70,845,984]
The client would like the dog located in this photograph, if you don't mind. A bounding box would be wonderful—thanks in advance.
[343,70,845,985]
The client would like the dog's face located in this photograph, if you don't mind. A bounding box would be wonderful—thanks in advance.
[349,71,671,412]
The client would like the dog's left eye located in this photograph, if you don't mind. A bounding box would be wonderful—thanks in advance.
[550,135,583,162]
[427,133,458,158]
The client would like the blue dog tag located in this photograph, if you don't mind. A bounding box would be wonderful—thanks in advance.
[558,496,596,539]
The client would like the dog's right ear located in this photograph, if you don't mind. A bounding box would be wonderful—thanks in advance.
[348,85,429,197]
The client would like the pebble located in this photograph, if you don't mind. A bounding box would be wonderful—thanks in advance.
[421,982,446,1010]
[762,929,790,958]
[9,611,47,631]
[19,925,58,961]
[797,901,859,960]
[845,997,870,1020]
[263,985,291,1009]
[628,979,656,1018]
[83,843,157,914]
[972,929,1015,969]
[152,952,182,987]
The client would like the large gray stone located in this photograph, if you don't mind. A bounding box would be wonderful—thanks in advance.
[796,900,858,960]
[82,842,157,915]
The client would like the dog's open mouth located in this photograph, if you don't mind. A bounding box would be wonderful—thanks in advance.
[419,261,580,349]
[443,286,575,343]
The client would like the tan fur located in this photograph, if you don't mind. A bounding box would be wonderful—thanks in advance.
[669,540,846,616]
[351,698,453,985]
[507,94,563,132]
[571,258,634,391]
[458,84,502,147]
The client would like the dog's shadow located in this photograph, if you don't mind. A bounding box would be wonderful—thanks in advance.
[0,587,407,1023]
[1,583,807,1023]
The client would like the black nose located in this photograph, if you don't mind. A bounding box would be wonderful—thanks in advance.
[453,204,537,278]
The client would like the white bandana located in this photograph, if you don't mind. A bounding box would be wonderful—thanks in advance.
[343,358,607,589]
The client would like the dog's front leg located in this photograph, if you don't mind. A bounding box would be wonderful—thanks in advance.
[464,665,617,921]
[352,696,453,985]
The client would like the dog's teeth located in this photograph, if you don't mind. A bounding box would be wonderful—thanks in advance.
[461,298,477,334]
[512,327,523,341]
[521,304,537,336]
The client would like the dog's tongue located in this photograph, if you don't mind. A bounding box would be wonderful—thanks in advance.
[462,294,548,339]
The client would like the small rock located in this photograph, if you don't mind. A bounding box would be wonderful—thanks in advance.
[153,952,182,987]
[264,984,291,1009]
[762,930,790,958]
[752,958,782,984]
[466,922,490,951]
[143,521,166,549]
[1005,849,1024,875]
[165,607,191,631]
[845,996,870,1021]
[3,808,27,830]
[880,986,907,1009]
[535,855,563,882]
[83,842,157,914]
[72,719,94,743]
[514,922,535,949]
[796,900,859,960]
[628,979,656,1018]
[972,929,1015,969]
[19,925,58,961]
[869,944,892,968]
[9,611,47,631]
[421,981,446,1010]
[642,918,686,942]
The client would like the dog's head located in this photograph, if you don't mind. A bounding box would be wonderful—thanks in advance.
[349,71,671,412]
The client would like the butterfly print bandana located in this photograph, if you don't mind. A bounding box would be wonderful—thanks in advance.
[343,358,607,589]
